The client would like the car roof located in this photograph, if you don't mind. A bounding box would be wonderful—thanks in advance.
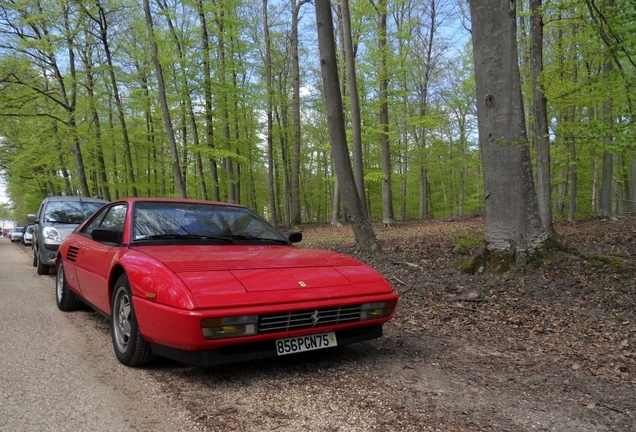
[113,197,247,209]
[43,195,108,203]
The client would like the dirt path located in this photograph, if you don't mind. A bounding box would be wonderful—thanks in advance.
[0,240,196,432]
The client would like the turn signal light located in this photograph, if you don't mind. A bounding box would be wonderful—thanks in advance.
[360,301,396,321]
[201,315,258,339]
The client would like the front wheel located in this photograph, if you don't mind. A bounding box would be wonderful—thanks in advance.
[35,248,49,275]
[111,274,155,367]
[56,262,82,311]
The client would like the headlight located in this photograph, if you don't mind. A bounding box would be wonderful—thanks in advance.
[201,315,258,339]
[360,301,396,321]
[42,226,63,243]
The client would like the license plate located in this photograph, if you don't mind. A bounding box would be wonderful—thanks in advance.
[275,332,337,356]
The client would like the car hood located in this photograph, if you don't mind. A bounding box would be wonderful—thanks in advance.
[134,246,391,306]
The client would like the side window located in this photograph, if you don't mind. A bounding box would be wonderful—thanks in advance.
[100,205,126,232]
[83,204,127,236]
[36,201,45,221]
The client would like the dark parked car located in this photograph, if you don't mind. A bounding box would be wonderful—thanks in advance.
[27,196,108,275]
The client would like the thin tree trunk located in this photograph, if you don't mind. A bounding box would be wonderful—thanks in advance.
[143,0,186,198]
[89,0,137,197]
[374,0,394,227]
[263,0,278,225]
[196,0,220,201]
[290,0,308,225]
[630,156,636,213]
[156,0,207,200]
[331,176,342,227]
[599,63,614,219]
[81,44,110,201]
[340,0,367,209]
[315,0,380,253]
[530,0,554,235]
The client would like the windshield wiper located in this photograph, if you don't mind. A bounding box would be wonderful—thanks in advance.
[228,234,289,244]
[146,234,234,243]
[46,220,78,224]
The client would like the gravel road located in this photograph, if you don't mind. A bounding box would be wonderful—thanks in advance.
[0,239,196,432]
[2,222,633,432]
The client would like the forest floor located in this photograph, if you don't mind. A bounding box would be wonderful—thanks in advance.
[119,217,636,431]
[294,216,636,431]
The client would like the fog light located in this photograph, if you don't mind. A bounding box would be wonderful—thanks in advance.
[201,315,258,339]
[360,301,395,321]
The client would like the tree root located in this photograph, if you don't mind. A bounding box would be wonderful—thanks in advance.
[547,235,635,268]
[456,235,635,274]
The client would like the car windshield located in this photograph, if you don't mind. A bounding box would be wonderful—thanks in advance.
[44,201,104,224]
[132,202,287,243]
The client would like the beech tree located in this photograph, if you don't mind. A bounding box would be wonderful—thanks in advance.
[315,0,380,253]
[530,0,554,235]
[143,0,187,198]
[467,0,547,270]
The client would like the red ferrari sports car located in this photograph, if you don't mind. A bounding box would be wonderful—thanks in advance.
[55,198,398,367]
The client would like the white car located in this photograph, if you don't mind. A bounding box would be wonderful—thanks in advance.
[9,227,24,242]
[21,225,34,246]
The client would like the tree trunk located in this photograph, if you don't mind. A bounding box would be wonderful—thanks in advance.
[530,0,554,235]
[61,12,89,197]
[81,44,110,201]
[196,0,220,201]
[375,0,394,227]
[598,61,614,219]
[157,0,207,200]
[263,0,278,225]
[212,3,236,203]
[340,0,367,210]
[331,176,342,227]
[143,0,186,198]
[290,0,308,226]
[468,0,547,270]
[315,0,380,253]
[91,0,137,197]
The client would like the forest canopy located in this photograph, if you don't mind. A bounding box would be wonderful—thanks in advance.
[0,0,634,226]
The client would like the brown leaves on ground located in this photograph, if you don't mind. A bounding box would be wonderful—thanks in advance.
[299,216,636,430]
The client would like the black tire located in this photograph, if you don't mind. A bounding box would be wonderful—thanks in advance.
[32,246,37,267]
[111,274,155,367]
[36,249,49,275]
[55,262,82,311]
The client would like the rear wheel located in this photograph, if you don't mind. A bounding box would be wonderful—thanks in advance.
[111,274,155,367]
[55,262,82,311]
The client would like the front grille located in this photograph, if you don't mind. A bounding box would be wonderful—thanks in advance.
[259,305,362,333]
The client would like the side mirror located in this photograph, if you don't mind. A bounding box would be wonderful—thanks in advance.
[27,214,37,224]
[91,228,122,245]
[284,231,302,243]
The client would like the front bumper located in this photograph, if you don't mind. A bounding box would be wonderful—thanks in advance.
[150,325,383,367]
[40,242,61,265]
[132,294,396,367]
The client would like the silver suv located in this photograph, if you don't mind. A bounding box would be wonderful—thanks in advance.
[27,196,107,275]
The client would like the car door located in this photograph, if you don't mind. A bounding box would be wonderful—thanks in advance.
[74,203,127,314]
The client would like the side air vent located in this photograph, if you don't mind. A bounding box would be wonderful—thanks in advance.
[66,246,80,263]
